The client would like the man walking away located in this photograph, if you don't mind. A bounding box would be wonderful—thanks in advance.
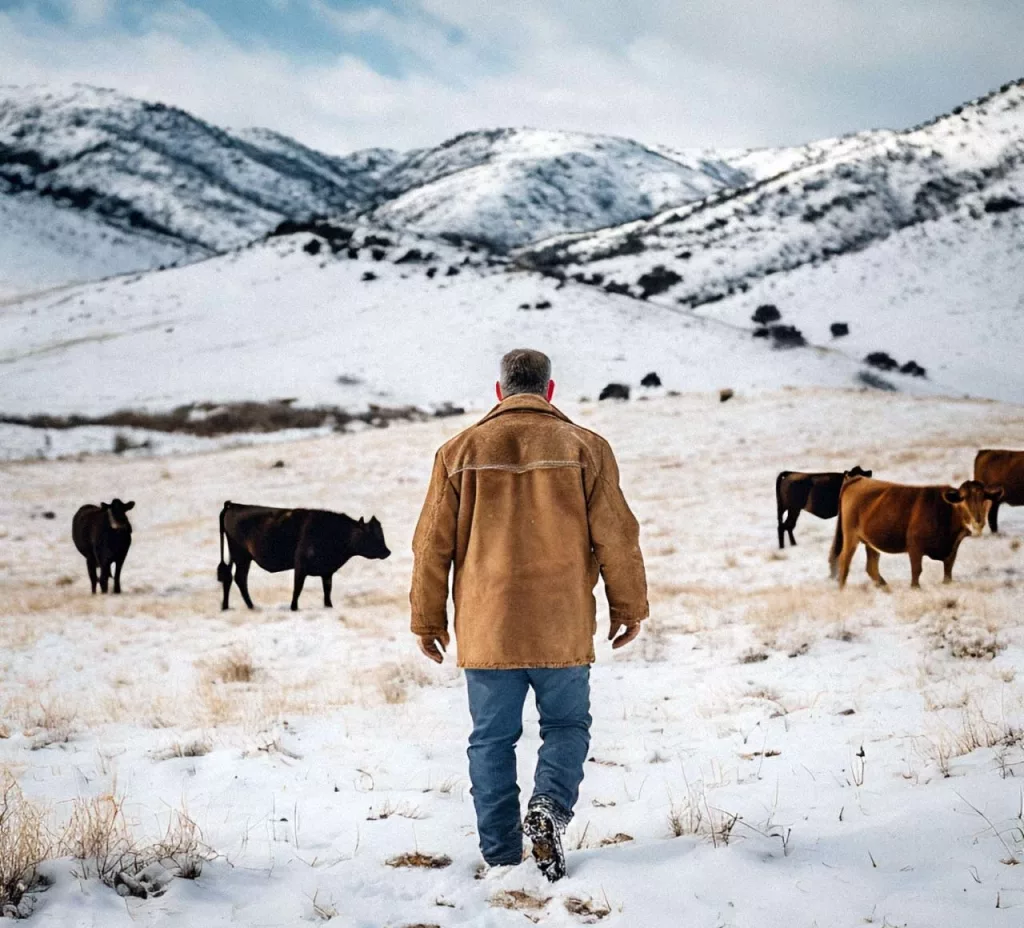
[410,349,648,881]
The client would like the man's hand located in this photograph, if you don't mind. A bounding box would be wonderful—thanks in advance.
[417,630,451,664]
[608,620,641,650]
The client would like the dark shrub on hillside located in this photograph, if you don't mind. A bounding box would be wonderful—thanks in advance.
[831,322,850,337]
[900,360,927,377]
[535,300,552,310]
[641,372,662,388]
[426,267,437,278]
[446,266,460,277]
[395,248,425,264]
[752,304,781,324]
[347,248,359,259]
[984,196,1021,214]
[769,325,805,347]
[636,265,682,299]
[371,248,386,261]
[362,271,377,282]
[719,388,735,403]
[752,327,771,339]
[604,281,631,296]
[302,238,322,255]
[363,234,393,247]
[865,351,899,371]
[599,383,631,401]
[271,220,353,243]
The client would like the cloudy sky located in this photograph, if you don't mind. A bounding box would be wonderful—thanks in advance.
[2,0,1022,154]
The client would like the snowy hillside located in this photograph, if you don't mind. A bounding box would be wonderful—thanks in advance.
[366,127,751,249]
[1,227,894,423]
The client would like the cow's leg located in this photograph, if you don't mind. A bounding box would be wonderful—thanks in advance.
[99,559,111,594]
[865,546,888,589]
[291,570,306,612]
[777,512,786,549]
[112,558,124,594]
[943,537,964,584]
[322,573,333,608]
[234,554,255,609]
[86,556,99,594]
[907,545,925,589]
[837,534,859,589]
[988,499,1001,534]
[783,510,799,547]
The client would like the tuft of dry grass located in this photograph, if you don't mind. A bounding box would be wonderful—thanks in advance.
[0,773,52,918]
[374,661,432,705]
[597,832,634,847]
[63,792,213,895]
[489,889,550,911]
[366,800,424,821]
[565,895,613,922]
[151,739,212,762]
[385,852,451,869]
[208,647,258,684]
[738,649,769,665]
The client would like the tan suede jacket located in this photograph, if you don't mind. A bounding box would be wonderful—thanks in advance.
[410,394,648,668]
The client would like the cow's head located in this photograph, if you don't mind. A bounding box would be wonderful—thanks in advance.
[943,481,1003,536]
[102,498,135,531]
[846,466,873,478]
[356,516,391,560]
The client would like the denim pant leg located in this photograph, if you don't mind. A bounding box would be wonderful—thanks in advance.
[528,666,592,817]
[465,669,531,865]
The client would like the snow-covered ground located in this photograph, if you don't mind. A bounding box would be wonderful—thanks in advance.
[2,388,1024,926]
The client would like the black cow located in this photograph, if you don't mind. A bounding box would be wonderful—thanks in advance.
[72,499,134,593]
[218,501,391,611]
[775,467,872,549]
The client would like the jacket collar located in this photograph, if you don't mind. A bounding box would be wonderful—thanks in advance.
[477,393,572,425]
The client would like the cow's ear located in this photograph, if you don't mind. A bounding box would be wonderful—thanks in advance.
[864,470,873,477]
[943,488,963,504]
[985,485,1005,501]
[359,516,365,524]
[101,502,109,510]
[124,500,135,510]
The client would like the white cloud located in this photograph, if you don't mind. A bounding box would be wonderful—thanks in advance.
[0,1,1021,154]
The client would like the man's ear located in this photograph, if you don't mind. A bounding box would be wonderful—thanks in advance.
[124,501,135,511]
[495,381,503,402]
[546,379,556,402]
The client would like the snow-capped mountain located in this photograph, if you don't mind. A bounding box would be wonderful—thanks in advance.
[0,85,761,293]
[520,79,1024,307]
[364,127,751,249]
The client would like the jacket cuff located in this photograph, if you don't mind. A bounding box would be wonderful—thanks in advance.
[609,607,648,625]
[411,613,448,636]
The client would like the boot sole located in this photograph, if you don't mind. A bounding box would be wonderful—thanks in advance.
[523,810,566,882]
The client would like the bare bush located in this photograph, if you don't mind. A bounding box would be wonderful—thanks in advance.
[63,793,213,896]
[208,647,258,684]
[0,774,52,918]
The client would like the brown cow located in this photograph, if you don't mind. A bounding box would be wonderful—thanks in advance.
[830,476,1003,589]
[775,466,872,548]
[974,449,1024,533]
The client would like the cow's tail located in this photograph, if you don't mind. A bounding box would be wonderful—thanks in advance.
[217,502,233,584]
[775,471,789,545]
[829,485,846,580]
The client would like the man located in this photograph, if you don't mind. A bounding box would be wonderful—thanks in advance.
[410,348,649,881]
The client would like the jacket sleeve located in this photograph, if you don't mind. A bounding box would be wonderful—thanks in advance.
[587,439,649,624]
[410,449,458,636]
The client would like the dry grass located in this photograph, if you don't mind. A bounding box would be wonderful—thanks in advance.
[668,784,740,847]
[151,739,212,761]
[0,773,52,918]
[928,704,1022,777]
[366,800,424,821]
[565,895,613,922]
[374,661,432,705]
[208,647,258,684]
[63,792,213,894]
[597,832,634,847]
[385,852,451,869]
[489,889,551,911]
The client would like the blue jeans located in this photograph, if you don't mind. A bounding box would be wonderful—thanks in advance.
[465,666,592,866]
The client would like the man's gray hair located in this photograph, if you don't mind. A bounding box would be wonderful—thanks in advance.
[500,349,552,396]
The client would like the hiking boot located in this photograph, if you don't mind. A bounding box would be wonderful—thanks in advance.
[523,795,571,882]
